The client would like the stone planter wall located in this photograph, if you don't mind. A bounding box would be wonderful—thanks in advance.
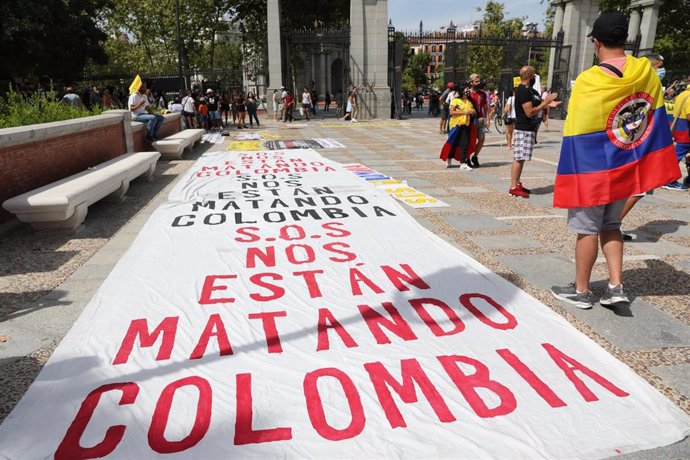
[0,111,182,225]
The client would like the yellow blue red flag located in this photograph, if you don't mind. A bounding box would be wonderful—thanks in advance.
[129,75,143,95]
[554,56,680,208]
[672,89,690,150]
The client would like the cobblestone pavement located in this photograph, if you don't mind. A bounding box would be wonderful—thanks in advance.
[1,110,689,457]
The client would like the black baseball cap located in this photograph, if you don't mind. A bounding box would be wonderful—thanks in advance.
[587,12,628,43]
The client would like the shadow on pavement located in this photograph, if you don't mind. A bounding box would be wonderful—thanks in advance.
[623,259,690,296]
[529,184,554,195]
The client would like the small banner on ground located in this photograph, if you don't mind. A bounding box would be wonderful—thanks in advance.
[343,163,449,208]
[227,138,345,151]
[201,132,224,144]
[0,149,688,459]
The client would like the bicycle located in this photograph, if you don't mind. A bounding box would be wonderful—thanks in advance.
[491,102,505,134]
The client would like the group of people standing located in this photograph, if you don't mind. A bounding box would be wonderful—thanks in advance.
[271,87,348,122]
[440,12,689,312]
[439,73,491,170]
[178,88,260,131]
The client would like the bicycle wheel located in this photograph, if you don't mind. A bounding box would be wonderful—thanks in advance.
[494,114,505,134]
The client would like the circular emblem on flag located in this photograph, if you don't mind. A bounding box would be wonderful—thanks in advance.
[606,92,655,150]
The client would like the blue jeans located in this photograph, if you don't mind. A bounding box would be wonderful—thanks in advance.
[133,113,164,138]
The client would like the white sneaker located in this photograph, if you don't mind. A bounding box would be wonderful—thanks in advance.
[351,118,358,123]
[460,164,473,171]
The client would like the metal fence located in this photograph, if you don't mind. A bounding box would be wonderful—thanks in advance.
[76,68,249,102]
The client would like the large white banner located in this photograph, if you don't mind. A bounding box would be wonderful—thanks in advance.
[0,149,688,459]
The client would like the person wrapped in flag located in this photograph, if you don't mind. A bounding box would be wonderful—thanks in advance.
[553,56,680,208]
[551,12,680,310]
[671,79,690,185]
[440,86,478,170]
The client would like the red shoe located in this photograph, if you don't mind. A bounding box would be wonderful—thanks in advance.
[517,182,531,194]
[509,186,529,198]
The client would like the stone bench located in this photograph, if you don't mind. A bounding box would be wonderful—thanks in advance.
[152,129,205,159]
[2,152,160,230]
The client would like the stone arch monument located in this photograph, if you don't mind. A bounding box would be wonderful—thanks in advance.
[546,0,664,90]
[266,0,391,119]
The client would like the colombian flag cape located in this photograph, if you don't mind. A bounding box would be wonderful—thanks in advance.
[672,89,690,147]
[554,56,680,208]
[440,121,477,162]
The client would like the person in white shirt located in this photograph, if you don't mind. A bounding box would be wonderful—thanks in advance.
[170,97,183,113]
[301,88,312,121]
[181,91,196,129]
[129,80,164,141]
[503,89,517,149]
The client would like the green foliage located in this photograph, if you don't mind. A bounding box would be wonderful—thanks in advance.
[279,0,349,28]
[91,0,267,82]
[542,0,555,39]
[402,74,416,93]
[468,1,525,81]
[0,86,104,129]
[599,0,690,79]
[646,0,690,79]
[432,65,446,90]
[0,0,110,84]
[403,51,431,91]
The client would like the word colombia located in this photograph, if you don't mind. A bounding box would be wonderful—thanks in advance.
[170,183,397,227]
[58,303,629,458]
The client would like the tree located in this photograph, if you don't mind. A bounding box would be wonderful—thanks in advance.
[432,65,446,90]
[0,0,109,86]
[600,0,690,80]
[467,1,525,84]
[402,51,431,91]
[99,0,237,73]
[277,0,349,29]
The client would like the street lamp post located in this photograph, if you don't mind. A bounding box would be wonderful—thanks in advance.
[175,0,184,91]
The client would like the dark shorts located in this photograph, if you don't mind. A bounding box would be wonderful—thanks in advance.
[505,117,515,125]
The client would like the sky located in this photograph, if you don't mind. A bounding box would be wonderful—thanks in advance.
[389,0,549,32]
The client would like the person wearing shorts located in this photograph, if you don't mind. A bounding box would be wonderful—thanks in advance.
[181,90,196,129]
[205,89,221,130]
[439,82,453,134]
[553,199,627,308]
[468,74,489,167]
[504,89,516,149]
[551,13,639,310]
[510,66,556,198]
[301,88,312,121]
[619,189,654,240]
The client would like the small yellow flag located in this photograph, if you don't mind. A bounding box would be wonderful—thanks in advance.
[513,76,521,87]
[129,75,143,95]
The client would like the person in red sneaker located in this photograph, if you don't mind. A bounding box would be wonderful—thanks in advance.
[510,65,557,197]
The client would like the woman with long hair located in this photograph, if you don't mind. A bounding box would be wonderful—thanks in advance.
[504,89,516,149]
[220,92,231,128]
[235,92,247,129]
[440,86,477,169]
[341,89,353,121]
[247,92,260,127]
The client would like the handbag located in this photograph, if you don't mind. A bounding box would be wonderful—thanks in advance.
[528,115,541,130]
[299,106,304,116]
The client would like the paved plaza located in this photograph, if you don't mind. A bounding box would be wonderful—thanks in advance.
[1,111,689,457]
